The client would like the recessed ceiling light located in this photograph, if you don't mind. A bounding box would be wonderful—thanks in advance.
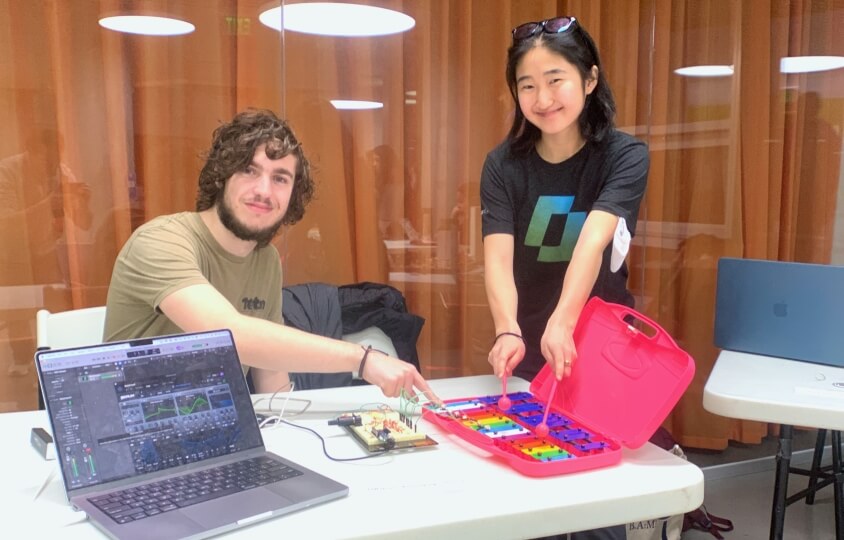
[674,65,734,77]
[99,15,195,36]
[330,100,384,110]
[259,3,415,37]
[780,56,844,74]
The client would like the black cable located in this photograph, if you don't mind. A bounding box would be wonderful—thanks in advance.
[327,414,362,427]
[277,419,390,462]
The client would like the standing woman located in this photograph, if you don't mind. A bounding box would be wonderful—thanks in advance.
[482,16,648,383]
[481,17,648,538]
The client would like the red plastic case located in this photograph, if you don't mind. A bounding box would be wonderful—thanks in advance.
[423,298,695,477]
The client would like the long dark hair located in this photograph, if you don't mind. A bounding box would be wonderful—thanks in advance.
[196,109,314,226]
[505,20,616,156]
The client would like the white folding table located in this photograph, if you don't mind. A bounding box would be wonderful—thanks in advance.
[704,350,844,540]
[1,375,704,539]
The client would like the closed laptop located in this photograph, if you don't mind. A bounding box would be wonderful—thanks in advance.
[714,257,844,367]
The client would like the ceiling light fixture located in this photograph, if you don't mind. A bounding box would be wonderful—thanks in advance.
[330,100,384,110]
[780,56,844,74]
[674,65,734,78]
[259,3,415,37]
[98,15,195,36]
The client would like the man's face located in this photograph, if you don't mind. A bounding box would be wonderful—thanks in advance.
[217,144,297,245]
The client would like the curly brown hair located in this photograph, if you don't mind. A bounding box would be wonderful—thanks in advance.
[196,109,314,226]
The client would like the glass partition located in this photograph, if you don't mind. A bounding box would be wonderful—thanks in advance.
[1,1,842,454]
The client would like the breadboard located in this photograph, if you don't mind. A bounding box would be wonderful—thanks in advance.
[345,410,437,452]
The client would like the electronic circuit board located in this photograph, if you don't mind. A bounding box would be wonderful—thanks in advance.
[345,409,437,452]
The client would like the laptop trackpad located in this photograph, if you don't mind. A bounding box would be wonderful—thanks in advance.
[181,488,293,528]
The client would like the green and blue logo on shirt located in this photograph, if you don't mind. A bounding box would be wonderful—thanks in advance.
[525,196,586,262]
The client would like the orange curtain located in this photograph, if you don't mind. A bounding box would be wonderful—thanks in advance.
[281,0,843,449]
[0,0,282,410]
[0,0,126,410]
[280,0,524,378]
[643,0,843,449]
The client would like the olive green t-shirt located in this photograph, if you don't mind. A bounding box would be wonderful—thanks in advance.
[104,212,283,355]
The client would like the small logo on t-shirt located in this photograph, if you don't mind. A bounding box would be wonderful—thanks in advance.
[241,297,266,311]
[525,195,586,263]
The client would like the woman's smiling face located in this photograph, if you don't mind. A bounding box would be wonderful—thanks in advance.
[515,44,596,140]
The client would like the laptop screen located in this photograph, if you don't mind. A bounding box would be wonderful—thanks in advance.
[36,330,264,495]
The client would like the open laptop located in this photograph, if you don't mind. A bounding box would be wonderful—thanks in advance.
[34,329,348,540]
[714,257,844,367]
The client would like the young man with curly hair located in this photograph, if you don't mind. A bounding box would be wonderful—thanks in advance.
[105,109,437,400]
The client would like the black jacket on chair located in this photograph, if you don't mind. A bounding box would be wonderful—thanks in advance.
[282,282,348,390]
[337,281,424,371]
[282,282,424,390]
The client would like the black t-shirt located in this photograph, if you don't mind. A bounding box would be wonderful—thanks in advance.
[480,129,649,378]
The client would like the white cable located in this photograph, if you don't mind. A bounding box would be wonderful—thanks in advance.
[259,381,295,429]
[32,468,56,501]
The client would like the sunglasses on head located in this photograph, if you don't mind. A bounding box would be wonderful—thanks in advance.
[512,16,577,42]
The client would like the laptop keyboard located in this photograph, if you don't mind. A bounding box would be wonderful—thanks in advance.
[88,456,303,524]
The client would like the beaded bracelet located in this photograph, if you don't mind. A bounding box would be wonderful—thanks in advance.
[493,332,525,344]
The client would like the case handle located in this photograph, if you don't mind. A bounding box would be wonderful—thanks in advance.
[600,300,679,351]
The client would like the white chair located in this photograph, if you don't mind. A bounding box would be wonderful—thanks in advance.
[35,306,107,409]
[36,306,107,350]
[342,326,399,358]
[281,327,400,392]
